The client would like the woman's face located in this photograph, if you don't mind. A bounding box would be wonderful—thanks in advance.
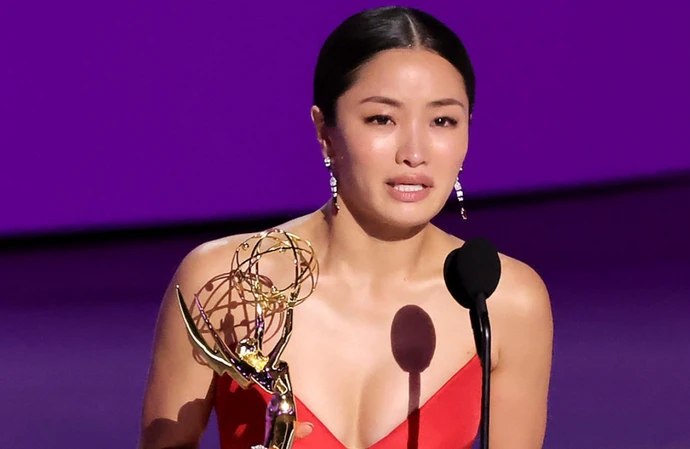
[316,48,470,231]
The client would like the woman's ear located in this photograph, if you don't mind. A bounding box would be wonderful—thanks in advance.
[310,105,330,159]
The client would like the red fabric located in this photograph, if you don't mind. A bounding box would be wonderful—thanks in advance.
[214,355,481,449]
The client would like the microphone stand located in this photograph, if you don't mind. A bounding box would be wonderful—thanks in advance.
[471,292,492,449]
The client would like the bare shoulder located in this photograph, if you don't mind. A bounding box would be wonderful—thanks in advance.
[173,214,321,331]
[490,252,553,371]
[176,234,252,283]
[493,253,552,320]
[435,229,550,309]
[175,213,315,291]
[434,229,552,348]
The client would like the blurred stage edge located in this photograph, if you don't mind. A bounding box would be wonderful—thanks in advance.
[1,171,689,449]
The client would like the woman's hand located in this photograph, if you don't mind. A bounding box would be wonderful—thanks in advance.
[295,421,314,438]
[253,423,313,449]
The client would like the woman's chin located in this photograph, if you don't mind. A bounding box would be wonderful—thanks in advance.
[340,194,445,236]
[388,199,444,224]
[384,214,433,232]
[362,203,441,237]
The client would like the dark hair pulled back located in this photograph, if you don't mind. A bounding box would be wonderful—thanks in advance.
[313,6,476,126]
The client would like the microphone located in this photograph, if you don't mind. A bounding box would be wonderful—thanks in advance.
[443,237,501,449]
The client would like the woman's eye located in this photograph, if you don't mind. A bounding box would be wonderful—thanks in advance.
[433,117,459,127]
[365,115,394,126]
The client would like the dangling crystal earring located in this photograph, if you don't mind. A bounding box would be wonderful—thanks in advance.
[324,156,339,211]
[455,168,467,220]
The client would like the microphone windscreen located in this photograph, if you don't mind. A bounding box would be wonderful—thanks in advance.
[443,237,501,309]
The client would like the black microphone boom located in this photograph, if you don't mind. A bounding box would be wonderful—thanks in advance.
[443,237,501,449]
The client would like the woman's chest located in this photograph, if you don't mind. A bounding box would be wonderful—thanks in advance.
[279,296,478,448]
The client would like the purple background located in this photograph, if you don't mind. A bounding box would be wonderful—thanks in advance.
[2,2,689,448]
[2,1,689,237]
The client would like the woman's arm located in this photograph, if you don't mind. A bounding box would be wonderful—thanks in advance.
[137,236,315,448]
[488,259,554,448]
[138,244,222,449]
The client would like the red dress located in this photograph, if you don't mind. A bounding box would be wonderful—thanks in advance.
[213,354,481,448]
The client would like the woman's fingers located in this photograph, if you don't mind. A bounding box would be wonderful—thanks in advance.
[294,421,314,439]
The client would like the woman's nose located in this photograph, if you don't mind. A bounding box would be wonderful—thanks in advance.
[395,123,428,167]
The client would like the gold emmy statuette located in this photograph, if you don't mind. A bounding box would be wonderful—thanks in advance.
[176,228,318,449]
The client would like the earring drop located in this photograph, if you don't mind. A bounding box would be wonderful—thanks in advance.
[324,156,339,211]
[455,168,467,220]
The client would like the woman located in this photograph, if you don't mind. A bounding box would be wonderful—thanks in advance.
[138,6,553,449]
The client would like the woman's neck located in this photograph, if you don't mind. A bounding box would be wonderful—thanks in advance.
[314,203,437,285]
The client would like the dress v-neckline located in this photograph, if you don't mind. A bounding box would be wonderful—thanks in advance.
[293,354,480,449]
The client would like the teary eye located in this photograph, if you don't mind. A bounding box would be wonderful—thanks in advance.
[365,115,395,126]
[433,117,459,127]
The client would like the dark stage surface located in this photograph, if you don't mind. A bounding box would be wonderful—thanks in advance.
[2,176,689,449]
